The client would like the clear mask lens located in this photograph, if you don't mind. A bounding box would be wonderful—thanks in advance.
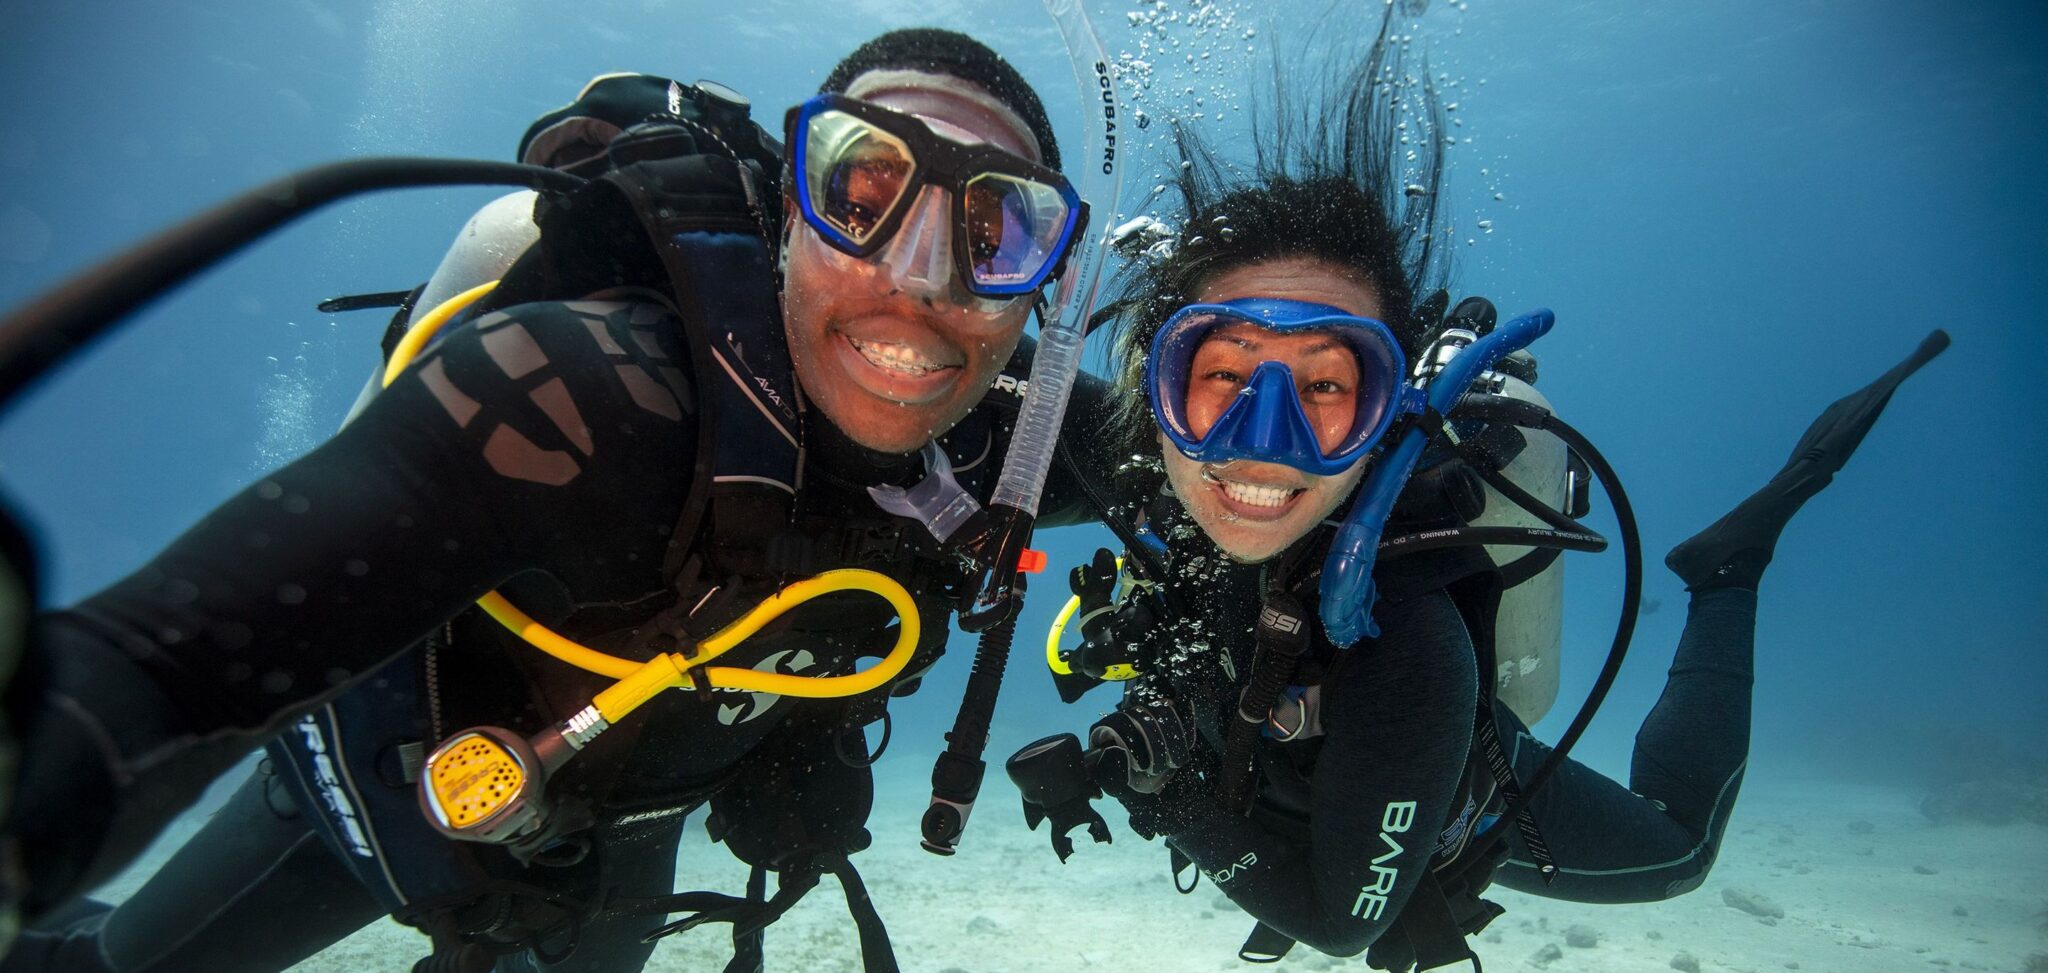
[964,172,1066,289]
[806,110,915,247]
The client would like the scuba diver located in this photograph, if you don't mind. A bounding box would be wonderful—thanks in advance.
[0,27,1112,973]
[1003,21,1949,973]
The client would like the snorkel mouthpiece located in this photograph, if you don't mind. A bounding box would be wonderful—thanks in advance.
[1319,308,1555,647]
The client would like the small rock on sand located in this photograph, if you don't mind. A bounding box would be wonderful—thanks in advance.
[1670,952,1701,973]
[1564,924,1600,948]
[1912,863,1937,875]
[1846,819,1875,834]
[966,915,1001,934]
[1721,886,1786,918]
[1532,943,1563,966]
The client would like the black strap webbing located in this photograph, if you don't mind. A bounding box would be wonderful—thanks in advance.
[1473,717,1557,882]
[727,865,769,973]
[628,854,899,973]
[821,854,899,973]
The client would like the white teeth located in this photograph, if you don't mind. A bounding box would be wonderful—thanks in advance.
[1219,479,1299,508]
[848,336,946,376]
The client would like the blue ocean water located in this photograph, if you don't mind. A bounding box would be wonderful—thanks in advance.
[0,0,2042,969]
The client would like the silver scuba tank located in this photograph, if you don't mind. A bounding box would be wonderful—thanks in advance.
[339,190,541,424]
[1475,369,1565,725]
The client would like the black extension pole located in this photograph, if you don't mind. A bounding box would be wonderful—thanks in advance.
[0,158,582,410]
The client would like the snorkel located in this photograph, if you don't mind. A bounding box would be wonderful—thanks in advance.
[961,0,1126,625]
[1319,307,1554,646]
[918,0,1126,855]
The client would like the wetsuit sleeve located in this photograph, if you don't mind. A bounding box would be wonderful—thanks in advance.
[1490,586,1756,901]
[8,298,704,911]
[1152,590,1479,957]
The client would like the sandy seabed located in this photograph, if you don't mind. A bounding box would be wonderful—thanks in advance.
[90,767,2047,972]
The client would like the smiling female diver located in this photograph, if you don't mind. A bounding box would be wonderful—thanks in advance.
[1003,18,1947,973]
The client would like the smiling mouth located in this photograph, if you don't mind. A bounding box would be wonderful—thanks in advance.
[845,334,954,378]
[1202,467,1305,509]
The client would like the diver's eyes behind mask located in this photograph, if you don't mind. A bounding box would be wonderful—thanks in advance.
[785,93,1086,299]
[1146,298,1410,477]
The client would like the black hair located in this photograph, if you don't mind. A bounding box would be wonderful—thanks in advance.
[821,27,1062,172]
[1102,10,1450,450]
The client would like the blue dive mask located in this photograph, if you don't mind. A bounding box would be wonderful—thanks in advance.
[1145,298,1416,477]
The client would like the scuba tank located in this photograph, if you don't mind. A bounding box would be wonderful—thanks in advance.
[1406,299,1587,727]
[1472,370,1568,725]
[329,73,781,426]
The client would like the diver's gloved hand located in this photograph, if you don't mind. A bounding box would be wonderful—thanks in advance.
[1068,549,1122,679]
[1064,548,1151,683]
[1069,548,1117,608]
[1077,596,1154,680]
[1666,330,1949,591]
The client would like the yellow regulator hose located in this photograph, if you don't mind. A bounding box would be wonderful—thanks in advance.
[383,283,920,725]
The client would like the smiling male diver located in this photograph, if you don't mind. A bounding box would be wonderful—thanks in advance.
[0,28,1108,973]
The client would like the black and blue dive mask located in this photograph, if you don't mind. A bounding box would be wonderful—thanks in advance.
[784,93,1086,300]
[1146,297,1418,477]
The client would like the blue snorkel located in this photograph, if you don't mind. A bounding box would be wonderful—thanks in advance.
[1319,307,1556,647]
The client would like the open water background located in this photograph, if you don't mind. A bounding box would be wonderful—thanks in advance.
[0,0,2042,965]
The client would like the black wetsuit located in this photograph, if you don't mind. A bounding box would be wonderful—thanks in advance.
[1,293,1083,971]
[1093,491,1755,962]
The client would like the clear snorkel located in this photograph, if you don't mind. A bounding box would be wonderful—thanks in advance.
[956,0,1126,626]
[918,0,1126,854]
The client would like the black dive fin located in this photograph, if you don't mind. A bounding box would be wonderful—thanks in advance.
[1666,329,1949,590]
[1777,328,1949,480]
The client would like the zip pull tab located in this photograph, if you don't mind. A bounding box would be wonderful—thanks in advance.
[867,441,984,543]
